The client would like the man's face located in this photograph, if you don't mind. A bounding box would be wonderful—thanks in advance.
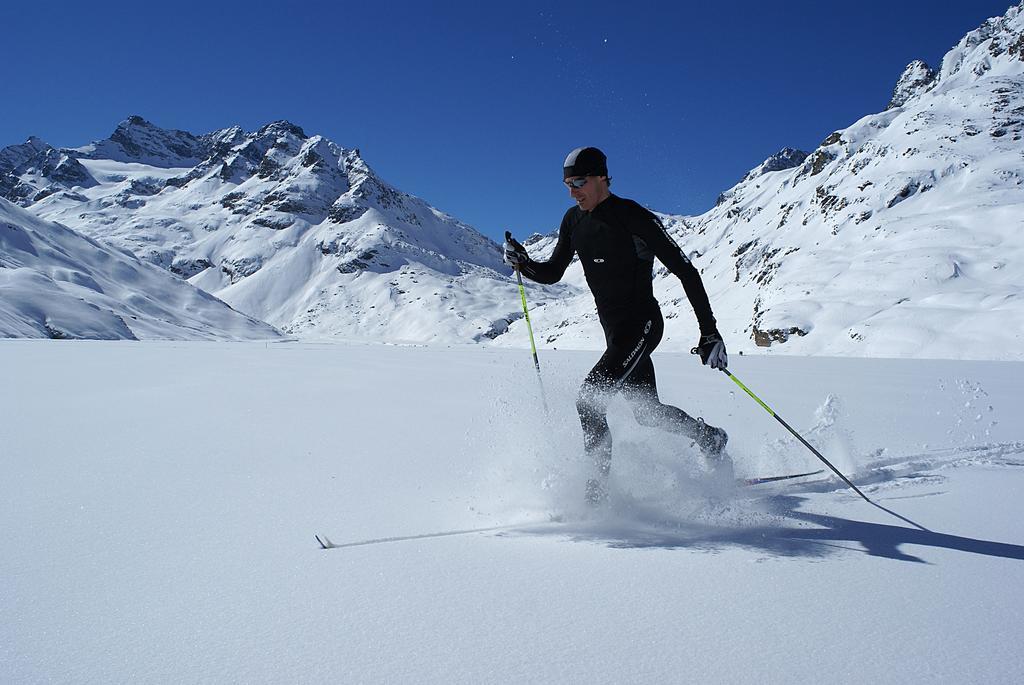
[565,175,609,212]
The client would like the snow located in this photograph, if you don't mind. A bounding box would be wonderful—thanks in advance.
[76,158,192,185]
[3,340,1022,682]
[0,199,280,341]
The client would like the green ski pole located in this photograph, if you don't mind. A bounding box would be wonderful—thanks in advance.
[719,367,933,530]
[717,366,870,502]
[691,346,927,530]
[507,231,549,415]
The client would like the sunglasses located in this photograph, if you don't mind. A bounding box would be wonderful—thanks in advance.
[564,177,590,189]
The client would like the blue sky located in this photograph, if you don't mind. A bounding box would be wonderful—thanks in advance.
[3,0,1015,243]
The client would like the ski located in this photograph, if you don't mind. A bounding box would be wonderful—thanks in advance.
[313,519,567,550]
[739,469,825,486]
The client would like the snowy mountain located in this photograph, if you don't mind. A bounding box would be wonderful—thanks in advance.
[2,117,573,342]
[0,198,279,340]
[497,2,1024,361]
[2,4,1022,355]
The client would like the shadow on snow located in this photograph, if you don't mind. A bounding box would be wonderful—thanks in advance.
[511,493,1024,565]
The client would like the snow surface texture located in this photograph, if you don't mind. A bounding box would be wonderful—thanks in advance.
[2,340,1022,683]
[1,5,1022,357]
[0,199,278,340]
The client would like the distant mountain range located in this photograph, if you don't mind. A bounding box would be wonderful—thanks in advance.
[1,2,1022,359]
[1,117,572,342]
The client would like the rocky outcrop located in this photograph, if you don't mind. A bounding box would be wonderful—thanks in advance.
[741,147,810,183]
[887,60,937,109]
[75,115,209,167]
[0,137,97,205]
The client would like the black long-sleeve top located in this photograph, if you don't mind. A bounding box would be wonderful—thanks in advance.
[520,194,718,336]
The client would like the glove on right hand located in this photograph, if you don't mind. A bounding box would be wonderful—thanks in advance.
[503,231,529,268]
[693,331,728,370]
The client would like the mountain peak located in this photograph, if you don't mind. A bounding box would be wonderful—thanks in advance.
[938,2,1024,85]
[0,136,53,174]
[76,115,207,168]
[738,147,809,185]
[255,120,308,140]
[0,136,97,204]
[887,59,937,109]
[758,147,809,174]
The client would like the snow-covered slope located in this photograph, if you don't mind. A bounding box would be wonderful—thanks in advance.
[0,198,279,340]
[497,3,1024,361]
[3,117,573,342]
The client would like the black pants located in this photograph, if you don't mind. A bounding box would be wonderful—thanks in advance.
[576,310,702,476]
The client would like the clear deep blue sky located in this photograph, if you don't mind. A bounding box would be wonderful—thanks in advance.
[3,0,1015,243]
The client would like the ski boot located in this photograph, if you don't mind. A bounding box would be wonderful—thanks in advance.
[694,417,728,458]
[584,442,612,507]
[695,418,734,484]
[584,477,609,506]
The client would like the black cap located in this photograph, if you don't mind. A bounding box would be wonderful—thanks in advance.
[563,147,608,178]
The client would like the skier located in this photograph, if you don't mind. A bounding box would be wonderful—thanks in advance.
[504,146,729,503]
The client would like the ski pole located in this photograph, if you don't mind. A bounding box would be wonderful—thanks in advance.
[695,354,928,528]
[718,367,871,503]
[507,231,549,414]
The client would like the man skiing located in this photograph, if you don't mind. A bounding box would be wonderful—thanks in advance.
[504,146,729,503]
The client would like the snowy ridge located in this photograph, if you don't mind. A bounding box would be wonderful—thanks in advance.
[74,114,212,168]
[496,3,1024,361]
[0,198,279,340]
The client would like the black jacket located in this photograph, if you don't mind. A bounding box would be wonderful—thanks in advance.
[520,194,717,335]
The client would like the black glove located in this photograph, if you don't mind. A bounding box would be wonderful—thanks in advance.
[503,231,529,268]
[693,331,728,370]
